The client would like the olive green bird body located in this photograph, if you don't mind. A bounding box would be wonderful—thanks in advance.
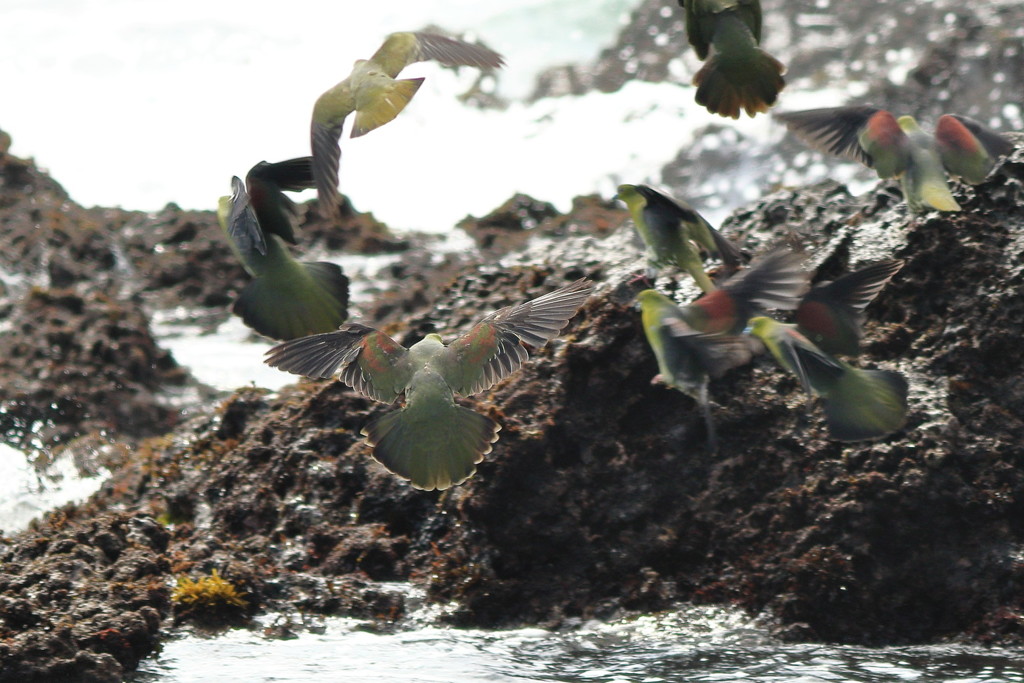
[219,158,348,341]
[264,279,592,490]
[311,31,505,219]
[776,106,1013,213]
[638,288,755,451]
[617,184,743,292]
[748,316,908,441]
[795,259,903,356]
[682,0,785,118]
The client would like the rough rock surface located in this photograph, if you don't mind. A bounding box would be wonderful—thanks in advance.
[2,0,1024,676]
[1,134,1023,679]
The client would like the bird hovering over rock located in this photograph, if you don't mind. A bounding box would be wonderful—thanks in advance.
[795,259,904,357]
[635,248,806,450]
[748,315,908,441]
[775,106,1014,213]
[218,157,348,340]
[311,31,505,219]
[638,290,753,452]
[264,279,592,490]
[616,183,744,292]
[680,0,786,119]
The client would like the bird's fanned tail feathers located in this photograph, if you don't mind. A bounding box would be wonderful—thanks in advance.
[363,402,501,491]
[694,48,785,119]
[233,260,348,341]
[823,368,909,441]
[352,78,424,138]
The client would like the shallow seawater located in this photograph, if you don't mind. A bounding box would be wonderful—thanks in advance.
[130,605,1024,683]
[0,443,108,533]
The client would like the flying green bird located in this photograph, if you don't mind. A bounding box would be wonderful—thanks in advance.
[795,259,904,357]
[616,183,744,292]
[680,0,786,119]
[264,279,592,490]
[311,31,505,219]
[219,157,349,341]
[673,248,809,335]
[748,316,908,441]
[776,106,1013,213]
[638,289,756,451]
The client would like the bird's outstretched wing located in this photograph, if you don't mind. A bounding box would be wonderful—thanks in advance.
[635,184,744,267]
[777,106,904,171]
[370,31,505,78]
[226,175,266,260]
[247,157,316,192]
[935,114,1014,184]
[663,318,755,379]
[310,116,347,220]
[244,157,315,244]
[796,259,903,356]
[265,322,412,403]
[439,279,592,395]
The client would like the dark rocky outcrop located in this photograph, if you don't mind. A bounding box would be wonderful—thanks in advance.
[2,136,1023,679]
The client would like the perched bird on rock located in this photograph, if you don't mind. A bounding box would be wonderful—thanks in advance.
[264,279,592,490]
[311,31,505,219]
[748,316,908,441]
[616,183,744,292]
[776,106,1014,213]
[218,157,348,340]
[680,0,786,119]
[795,259,904,357]
[634,249,806,450]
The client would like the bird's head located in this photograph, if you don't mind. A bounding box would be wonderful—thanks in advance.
[896,115,922,134]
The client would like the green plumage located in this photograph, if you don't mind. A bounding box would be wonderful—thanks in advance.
[264,280,592,490]
[310,31,505,219]
[682,0,785,118]
[218,158,348,340]
[776,106,1013,213]
[638,289,754,450]
[748,316,908,441]
[617,184,743,292]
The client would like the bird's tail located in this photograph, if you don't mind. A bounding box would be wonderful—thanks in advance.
[363,402,500,491]
[352,78,424,138]
[918,180,961,213]
[693,47,785,119]
[822,367,908,441]
[234,259,349,341]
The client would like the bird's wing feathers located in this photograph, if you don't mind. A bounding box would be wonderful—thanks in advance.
[310,119,345,220]
[804,259,904,314]
[935,114,1014,183]
[663,319,754,379]
[247,157,316,192]
[440,279,592,395]
[776,106,888,169]
[371,31,505,78]
[226,175,266,259]
[264,323,412,403]
[635,185,741,265]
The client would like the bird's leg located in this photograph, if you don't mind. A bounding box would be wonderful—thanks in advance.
[699,384,719,454]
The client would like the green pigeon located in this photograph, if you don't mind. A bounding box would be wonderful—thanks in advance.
[680,0,786,119]
[748,316,908,441]
[795,259,904,356]
[637,289,756,451]
[776,106,1014,213]
[219,157,349,340]
[673,248,809,335]
[311,31,505,219]
[264,279,592,490]
[616,183,744,292]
